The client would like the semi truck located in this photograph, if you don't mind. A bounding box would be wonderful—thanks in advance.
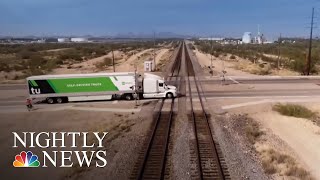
[27,72,177,104]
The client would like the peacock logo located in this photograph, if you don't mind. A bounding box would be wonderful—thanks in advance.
[13,151,40,167]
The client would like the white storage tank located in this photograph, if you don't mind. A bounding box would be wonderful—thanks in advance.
[242,32,252,44]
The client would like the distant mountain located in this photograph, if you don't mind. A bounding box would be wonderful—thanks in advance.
[113,32,190,39]
[0,32,193,40]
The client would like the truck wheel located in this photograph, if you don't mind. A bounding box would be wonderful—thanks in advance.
[56,97,63,104]
[166,93,174,99]
[124,94,133,100]
[47,97,55,104]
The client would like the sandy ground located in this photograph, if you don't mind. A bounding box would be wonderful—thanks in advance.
[211,96,320,179]
[0,45,173,84]
[0,71,25,82]
[194,49,300,77]
[252,107,320,179]
[43,48,72,52]
[114,48,171,72]
[0,99,157,180]
[36,48,170,75]
[194,49,255,76]
[52,50,125,74]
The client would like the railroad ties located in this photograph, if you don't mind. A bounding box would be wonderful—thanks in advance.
[132,42,229,180]
[131,43,183,180]
[185,42,230,180]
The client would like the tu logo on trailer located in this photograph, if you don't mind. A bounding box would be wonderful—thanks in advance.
[29,80,41,94]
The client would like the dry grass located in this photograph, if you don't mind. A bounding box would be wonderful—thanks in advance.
[234,61,272,75]
[63,115,136,179]
[245,118,264,145]
[95,57,114,70]
[63,163,91,180]
[273,104,317,119]
[259,148,313,179]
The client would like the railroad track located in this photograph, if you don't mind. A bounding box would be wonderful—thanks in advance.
[132,43,183,179]
[184,42,229,180]
[132,41,229,180]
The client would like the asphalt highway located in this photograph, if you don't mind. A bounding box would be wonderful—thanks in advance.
[1,76,320,108]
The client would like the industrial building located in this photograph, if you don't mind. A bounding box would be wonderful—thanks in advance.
[199,37,224,41]
[242,26,267,44]
[57,38,70,43]
[70,38,88,42]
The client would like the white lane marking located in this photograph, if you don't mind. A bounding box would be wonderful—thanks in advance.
[67,107,141,113]
[0,100,25,103]
[228,77,240,84]
[222,100,269,109]
[0,84,26,87]
[0,104,141,113]
[201,75,320,80]
[112,100,118,104]
[221,98,320,110]
[206,96,319,100]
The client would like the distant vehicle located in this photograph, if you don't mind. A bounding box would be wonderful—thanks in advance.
[26,72,177,104]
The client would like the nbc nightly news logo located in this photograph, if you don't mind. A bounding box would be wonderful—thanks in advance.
[12,132,108,168]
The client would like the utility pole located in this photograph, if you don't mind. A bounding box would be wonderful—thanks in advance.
[210,36,213,68]
[153,31,156,71]
[306,7,315,76]
[134,64,139,106]
[112,49,115,72]
[277,33,282,69]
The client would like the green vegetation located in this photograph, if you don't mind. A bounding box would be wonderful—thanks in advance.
[273,103,316,119]
[195,40,320,74]
[0,40,175,79]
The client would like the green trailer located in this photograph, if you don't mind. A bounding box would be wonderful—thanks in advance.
[27,72,137,103]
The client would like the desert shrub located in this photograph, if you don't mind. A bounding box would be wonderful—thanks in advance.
[258,67,272,75]
[289,59,306,73]
[213,52,220,57]
[262,159,277,174]
[230,55,236,59]
[260,148,313,179]
[44,59,59,71]
[0,62,10,72]
[28,68,44,75]
[12,65,25,71]
[194,40,320,74]
[245,119,263,144]
[59,52,82,61]
[273,103,316,119]
[189,44,196,50]
[28,55,47,68]
[55,59,64,65]
[59,54,70,60]
[69,53,83,61]
[95,57,113,70]
[18,50,33,59]
[103,57,113,66]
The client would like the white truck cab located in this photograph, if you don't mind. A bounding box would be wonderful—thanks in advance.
[142,73,177,99]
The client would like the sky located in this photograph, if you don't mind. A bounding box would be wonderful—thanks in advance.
[1,0,320,39]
